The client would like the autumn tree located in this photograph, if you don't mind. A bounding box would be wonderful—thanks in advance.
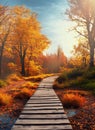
[0,5,10,77]
[10,6,50,76]
[72,39,90,67]
[67,0,95,67]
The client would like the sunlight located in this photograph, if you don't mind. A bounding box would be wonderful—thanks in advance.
[89,0,95,8]
[43,20,77,57]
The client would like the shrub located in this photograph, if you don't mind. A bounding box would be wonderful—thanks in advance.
[67,69,83,79]
[0,93,12,106]
[14,88,32,100]
[83,82,95,90]
[21,82,33,88]
[83,70,95,79]
[0,80,7,88]
[7,74,21,83]
[21,82,38,89]
[56,73,67,84]
[70,77,89,87]
[61,93,86,108]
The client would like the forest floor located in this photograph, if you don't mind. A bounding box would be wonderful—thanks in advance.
[1,75,95,130]
[0,74,54,130]
[54,88,95,130]
[0,79,39,130]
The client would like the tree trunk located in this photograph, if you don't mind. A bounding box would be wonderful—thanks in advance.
[21,57,25,76]
[0,56,2,77]
[89,45,94,67]
[0,49,3,78]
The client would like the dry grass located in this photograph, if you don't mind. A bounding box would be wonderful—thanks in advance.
[24,74,54,82]
[14,88,33,100]
[61,93,86,108]
[21,81,38,89]
[63,90,90,96]
[7,74,22,84]
[0,93,12,106]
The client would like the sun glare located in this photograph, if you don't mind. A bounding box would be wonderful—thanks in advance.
[43,20,77,57]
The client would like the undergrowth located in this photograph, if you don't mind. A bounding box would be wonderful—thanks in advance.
[54,68,95,95]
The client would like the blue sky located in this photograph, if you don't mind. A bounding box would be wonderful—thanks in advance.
[1,0,76,57]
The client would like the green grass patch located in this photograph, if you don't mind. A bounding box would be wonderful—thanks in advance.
[54,68,95,95]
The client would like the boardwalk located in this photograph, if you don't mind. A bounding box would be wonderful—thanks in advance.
[12,76,72,130]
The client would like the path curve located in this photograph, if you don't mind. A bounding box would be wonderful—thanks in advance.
[12,76,72,130]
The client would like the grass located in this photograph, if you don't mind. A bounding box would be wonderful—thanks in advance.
[61,93,86,108]
[53,68,95,110]
[54,68,95,94]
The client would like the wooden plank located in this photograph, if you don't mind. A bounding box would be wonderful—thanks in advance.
[30,96,58,99]
[19,114,68,119]
[29,98,60,101]
[26,102,62,105]
[24,106,63,110]
[21,109,65,114]
[12,125,72,130]
[33,94,57,96]
[25,103,62,107]
[15,119,70,125]
[27,100,61,103]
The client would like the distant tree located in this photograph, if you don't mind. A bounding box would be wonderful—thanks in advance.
[42,47,67,73]
[72,39,90,67]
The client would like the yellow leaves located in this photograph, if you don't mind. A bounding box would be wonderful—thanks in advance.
[12,6,31,17]
[0,5,50,76]
[28,61,42,76]
[7,62,17,70]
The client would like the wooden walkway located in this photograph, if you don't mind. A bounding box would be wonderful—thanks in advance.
[12,76,72,130]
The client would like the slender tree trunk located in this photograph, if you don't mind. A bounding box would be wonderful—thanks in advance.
[89,45,94,67]
[0,27,10,78]
[0,48,4,78]
[0,56,2,77]
[21,57,25,76]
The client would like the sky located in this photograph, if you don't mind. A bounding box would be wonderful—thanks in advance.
[1,0,77,57]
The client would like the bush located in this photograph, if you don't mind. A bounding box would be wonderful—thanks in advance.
[61,93,86,108]
[0,93,12,106]
[67,69,83,79]
[14,88,32,100]
[83,69,95,79]
[7,74,21,83]
[0,80,7,88]
[82,82,95,90]
[56,73,67,84]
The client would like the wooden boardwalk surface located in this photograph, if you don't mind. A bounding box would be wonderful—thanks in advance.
[12,76,72,130]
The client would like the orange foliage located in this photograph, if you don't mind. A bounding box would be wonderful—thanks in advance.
[61,93,86,108]
[0,93,12,106]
